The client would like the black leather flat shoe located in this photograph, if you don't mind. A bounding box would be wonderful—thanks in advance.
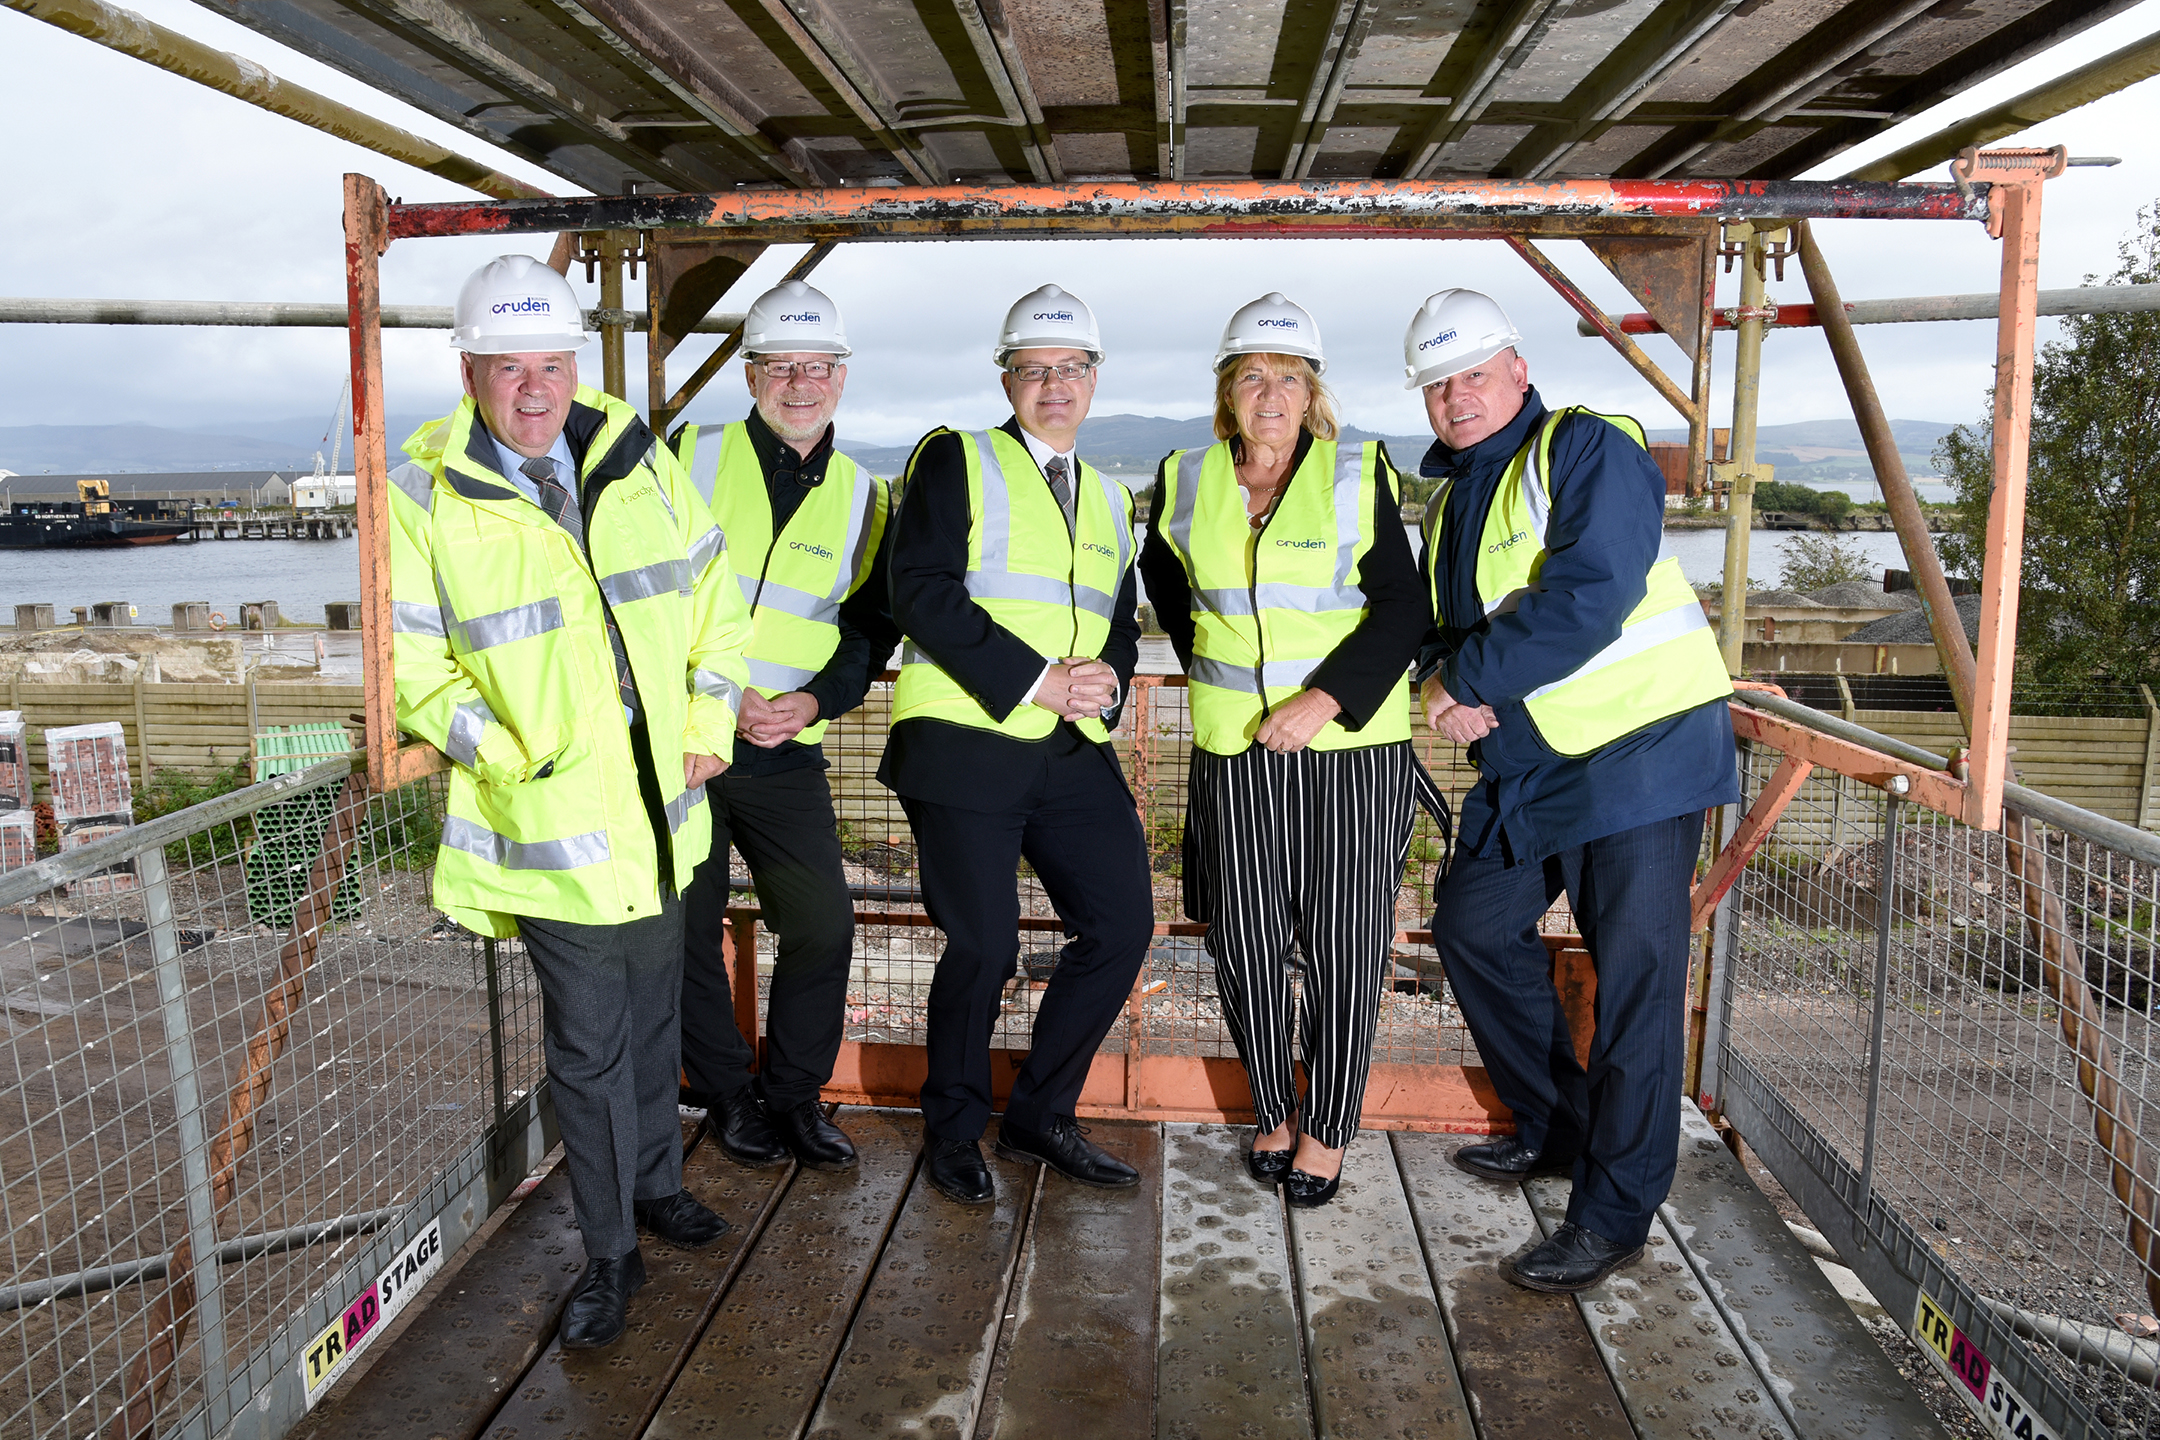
[1507,1221,1643,1293]
[560,1247,646,1349]
[1246,1143,1295,1185]
[633,1188,729,1249]
[1451,1137,1579,1183]
[772,1099,859,1171]
[995,1116,1139,1188]
[1284,1167,1341,1209]
[708,1086,789,1168]
[924,1134,995,1204]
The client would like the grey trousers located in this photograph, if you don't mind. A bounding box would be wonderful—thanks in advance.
[518,897,685,1260]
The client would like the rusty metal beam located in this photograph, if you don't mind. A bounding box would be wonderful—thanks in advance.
[383,175,1985,241]
[960,0,1063,182]
[0,296,744,330]
[1576,282,2160,334]
[1407,0,1569,178]
[1505,236,1698,423]
[1147,0,1182,178]
[1507,0,1745,179]
[1281,0,1376,180]
[5,0,551,201]
[1690,753,1813,931]
[1727,701,1968,819]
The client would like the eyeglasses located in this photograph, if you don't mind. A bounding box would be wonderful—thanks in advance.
[755,359,839,380]
[1006,361,1095,384]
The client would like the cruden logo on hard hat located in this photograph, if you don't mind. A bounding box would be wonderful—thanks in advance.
[492,298,553,315]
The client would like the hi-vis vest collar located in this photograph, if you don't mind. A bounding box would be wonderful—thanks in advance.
[1425,406,1730,757]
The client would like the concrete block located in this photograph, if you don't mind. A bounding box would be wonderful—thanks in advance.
[0,810,33,873]
[60,823,138,895]
[13,604,52,632]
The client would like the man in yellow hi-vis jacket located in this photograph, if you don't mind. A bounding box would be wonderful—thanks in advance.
[390,254,752,1350]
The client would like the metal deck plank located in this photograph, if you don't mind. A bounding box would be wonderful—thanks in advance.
[644,1106,920,1440]
[1288,1135,1474,1439]
[477,1124,792,1438]
[1522,1174,1797,1440]
[984,1120,1162,1438]
[1659,1103,1951,1440]
[803,1143,1038,1436]
[290,1163,585,1440]
[1391,1132,1633,1439]
[1156,1123,1311,1440]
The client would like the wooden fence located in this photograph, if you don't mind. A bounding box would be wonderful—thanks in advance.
[9,676,2160,832]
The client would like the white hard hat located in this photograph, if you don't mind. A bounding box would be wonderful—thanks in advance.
[742,279,852,358]
[451,254,590,354]
[995,284,1104,366]
[1215,292,1325,375]
[1403,288,1523,390]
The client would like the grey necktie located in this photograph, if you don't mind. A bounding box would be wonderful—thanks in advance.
[1045,454,1074,533]
[522,455,641,724]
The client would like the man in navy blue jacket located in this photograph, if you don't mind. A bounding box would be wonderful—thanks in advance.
[1409,288,1737,1294]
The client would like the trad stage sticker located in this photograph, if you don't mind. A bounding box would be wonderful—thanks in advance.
[299,1219,444,1409]
[1912,1289,2062,1440]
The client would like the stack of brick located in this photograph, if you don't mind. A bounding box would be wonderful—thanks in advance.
[0,711,28,877]
[46,721,136,895]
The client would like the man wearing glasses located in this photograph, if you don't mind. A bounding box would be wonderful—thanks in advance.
[880,284,1154,1205]
[669,280,899,1174]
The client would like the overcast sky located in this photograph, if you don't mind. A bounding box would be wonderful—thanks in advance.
[6,0,2160,449]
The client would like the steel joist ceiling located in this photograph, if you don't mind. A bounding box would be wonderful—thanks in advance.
[191,0,2138,193]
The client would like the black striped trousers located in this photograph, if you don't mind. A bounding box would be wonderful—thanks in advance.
[1187,739,1415,1148]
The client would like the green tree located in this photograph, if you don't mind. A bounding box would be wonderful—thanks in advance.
[1778,532,1873,592]
[1936,203,2160,684]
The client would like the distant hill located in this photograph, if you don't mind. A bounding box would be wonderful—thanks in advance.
[1646,417,1956,489]
[0,417,437,474]
[838,415,1437,478]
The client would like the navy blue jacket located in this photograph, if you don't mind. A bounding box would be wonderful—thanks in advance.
[1415,387,1737,862]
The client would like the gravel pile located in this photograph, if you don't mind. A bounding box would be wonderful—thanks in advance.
[1809,581,1923,611]
[1845,592,1983,644]
[1747,588,1825,608]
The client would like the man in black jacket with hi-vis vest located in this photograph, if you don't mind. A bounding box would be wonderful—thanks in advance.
[880,284,1154,1206]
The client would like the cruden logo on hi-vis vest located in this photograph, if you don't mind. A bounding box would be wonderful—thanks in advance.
[1158,437,1411,757]
[890,429,1134,743]
[1422,407,1731,758]
[675,422,890,748]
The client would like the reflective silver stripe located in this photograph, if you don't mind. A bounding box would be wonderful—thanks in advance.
[392,600,446,637]
[973,431,1012,574]
[451,597,563,652]
[689,525,725,579]
[967,571,1075,607]
[1166,446,1207,561]
[1187,655,1322,693]
[1090,468,1133,587]
[1195,583,1364,616]
[389,461,434,514]
[693,666,743,712]
[746,656,819,690]
[445,698,494,767]
[1524,424,1555,545]
[831,462,881,602]
[745,575,842,624]
[440,815,609,871]
[1072,583,1116,620]
[898,641,933,667]
[599,558,692,607]
[664,784,706,834]
[687,425,724,508]
[1331,445,1365,591]
[1523,601,1712,701]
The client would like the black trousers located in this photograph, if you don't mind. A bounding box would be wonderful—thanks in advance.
[681,766,855,1110]
[1188,741,1414,1149]
[518,898,685,1260]
[1430,811,1704,1248]
[902,736,1155,1139]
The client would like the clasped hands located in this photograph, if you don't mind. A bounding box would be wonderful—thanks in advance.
[1420,674,1499,745]
[1032,657,1118,720]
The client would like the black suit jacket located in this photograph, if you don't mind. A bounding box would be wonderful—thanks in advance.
[878,417,1142,812]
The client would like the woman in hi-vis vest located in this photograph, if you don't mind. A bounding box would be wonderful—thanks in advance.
[1138,294,1430,1207]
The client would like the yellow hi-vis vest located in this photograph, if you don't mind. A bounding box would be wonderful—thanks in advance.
[890,428,1135,743]
[1423,407,1731,759]
[1160,437,1412,756]
[389,388,752,938]
[674,422,889,747]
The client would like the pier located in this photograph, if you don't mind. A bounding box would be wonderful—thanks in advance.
[189,510,355,540]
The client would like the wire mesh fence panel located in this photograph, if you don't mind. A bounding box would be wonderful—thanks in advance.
[1720,734,2160,1438]
[0,762,546,1440]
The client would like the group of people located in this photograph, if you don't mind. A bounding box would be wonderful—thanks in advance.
[389,254,1738,1351]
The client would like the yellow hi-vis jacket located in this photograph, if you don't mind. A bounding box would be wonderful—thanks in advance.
[672,421,889,748]
[890,428,1134,744]
[389,388,752,938]
[1158,437,1412,756]
[1423,406,1731,758]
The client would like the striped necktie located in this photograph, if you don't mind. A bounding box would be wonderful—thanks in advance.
[1045,454,1074,534]
[523,455,641,724]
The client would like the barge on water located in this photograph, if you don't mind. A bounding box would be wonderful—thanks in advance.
[0,480,194,548]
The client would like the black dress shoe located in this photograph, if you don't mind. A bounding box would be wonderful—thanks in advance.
[1451,1137,1579,1183]
[560,1247,646,1349]
[707,1087,789,1168]
[924,1134,995,1204]
[1284,1167,1341,1208]
[633,1188,730,1249]
[995,1115,1140,1189]
[1507,1221,1644,1293]
[771,1099,859,1171]
[1246,1138,1295,1185]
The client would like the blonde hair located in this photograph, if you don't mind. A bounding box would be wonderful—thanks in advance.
[1213,352,1339,443]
